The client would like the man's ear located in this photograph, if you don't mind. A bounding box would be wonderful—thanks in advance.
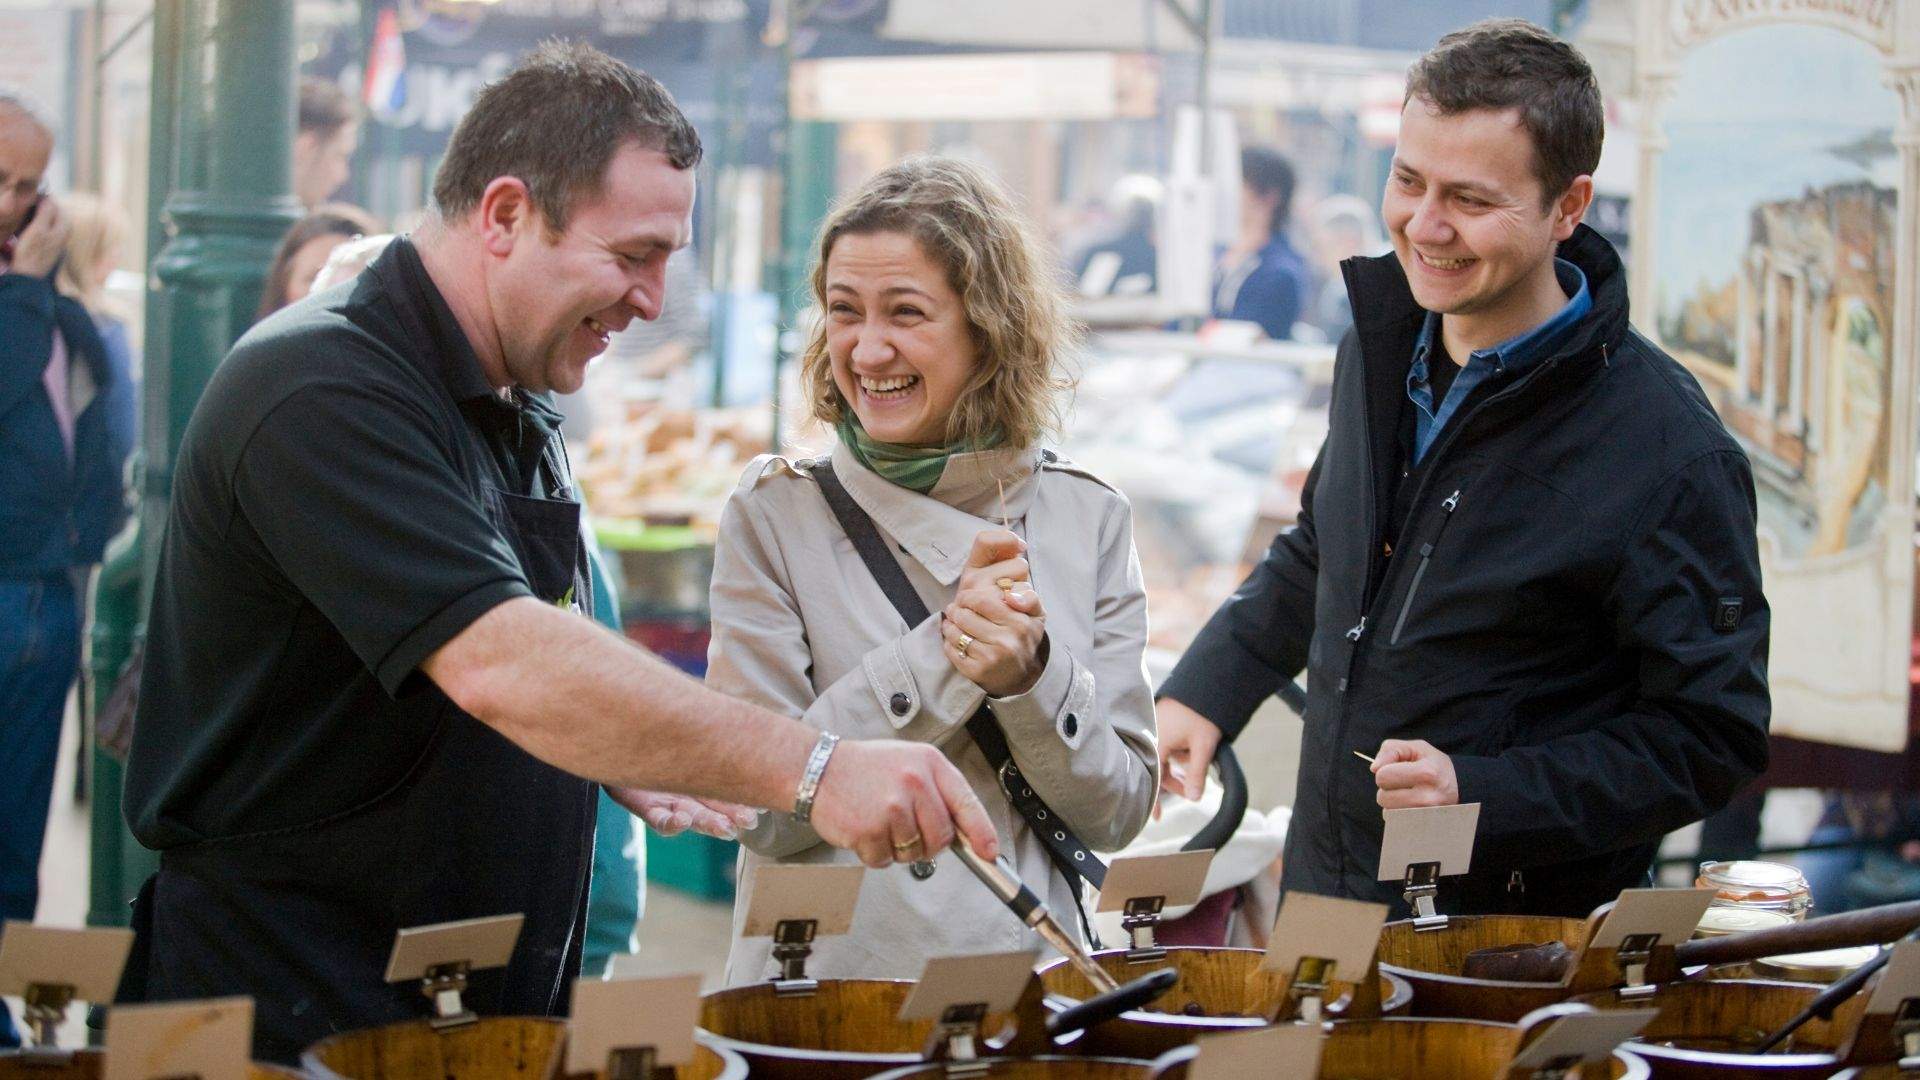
[476,176,537,257]
[1550,174,1595,242]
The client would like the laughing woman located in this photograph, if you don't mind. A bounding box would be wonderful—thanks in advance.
[709,156,1158,981]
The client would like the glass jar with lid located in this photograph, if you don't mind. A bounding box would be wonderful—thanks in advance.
[1696,859,1813,919]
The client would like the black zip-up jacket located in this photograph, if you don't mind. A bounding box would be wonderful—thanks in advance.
[1159,225,1771,918]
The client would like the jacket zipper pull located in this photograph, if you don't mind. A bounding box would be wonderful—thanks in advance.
[1442,489,1460,513]
[1508,870,1526,894]
[1346,616,1368,642]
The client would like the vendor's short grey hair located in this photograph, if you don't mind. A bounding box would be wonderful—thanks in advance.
[0,87,53,137]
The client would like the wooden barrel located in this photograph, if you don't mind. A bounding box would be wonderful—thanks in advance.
[1035,947,1413,1060]
[1143,1018,1649,1079]
[869,1057,1156,1080]
[0,1049,104,1080]
[1568,979,1869,1079]
[302,1017,565,1080]
[1378,914,1591,1022]
[562,1038,747,1080]
[698,979,1020,1080]
[0,1052,306,1080]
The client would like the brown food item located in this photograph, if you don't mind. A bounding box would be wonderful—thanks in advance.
[1459,940,1577,983]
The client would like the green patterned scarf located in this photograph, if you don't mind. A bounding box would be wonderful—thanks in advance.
[837,412,1000,494]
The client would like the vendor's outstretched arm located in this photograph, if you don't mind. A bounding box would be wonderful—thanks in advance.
[424,597,1000,868]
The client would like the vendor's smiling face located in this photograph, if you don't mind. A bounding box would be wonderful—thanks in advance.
[489,141,693,395]
[824,230,978,446]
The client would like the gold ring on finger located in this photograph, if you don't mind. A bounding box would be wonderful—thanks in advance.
[956,633,973,657]
[996,577,1015,593]
[893,835,922,853]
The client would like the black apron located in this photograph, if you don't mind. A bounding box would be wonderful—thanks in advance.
[133,314,598,1068]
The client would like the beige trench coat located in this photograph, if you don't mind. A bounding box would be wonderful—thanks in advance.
[708,440,1158,983]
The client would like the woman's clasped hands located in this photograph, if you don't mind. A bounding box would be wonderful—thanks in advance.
[941,529,1048,697]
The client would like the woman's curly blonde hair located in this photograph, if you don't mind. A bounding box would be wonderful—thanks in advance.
[798,154,1080,450]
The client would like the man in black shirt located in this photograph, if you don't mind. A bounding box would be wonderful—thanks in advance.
[127,44,996,1060]
[1153,20,1769,917]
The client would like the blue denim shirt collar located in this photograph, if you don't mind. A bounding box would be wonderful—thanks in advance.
[1406,258,1591,464]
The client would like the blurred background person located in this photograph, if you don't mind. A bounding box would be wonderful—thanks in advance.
[255,203,382,320]
[1212,146,1311,341]
[1302,193,1387,343]
[294,76,361,209]
[54,192,139,451]
[306,230,394,295]
[0,92,134,995]
[1071,173,1161,298]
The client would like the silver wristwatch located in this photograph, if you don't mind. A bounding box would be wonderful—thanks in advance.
[792,731,840,824]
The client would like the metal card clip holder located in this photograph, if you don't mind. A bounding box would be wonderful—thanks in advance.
[1377,803,1479,933]
[20,980,76,1057]
[1097,850,1216,965]
[771,918,819,997]
[1612,933,1662,1000]
[742,864,865,999]
[1403,861,1447,931]
[383,913,525,1032]
[898,950,1036,1080]
[1122,896,1168,963]
[1895,998,1920,1070]
[0,922,136,1062]
[924,1002,992,1078]
[1283,956,1337,1024]
[567,971,702,1080]
[1566,890,1712,1000]
[1260,892,1390,1025]
[603,1046,658,1080]
[420,960,474,1028]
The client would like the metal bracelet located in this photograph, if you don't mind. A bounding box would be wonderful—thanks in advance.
[792,731,840,824]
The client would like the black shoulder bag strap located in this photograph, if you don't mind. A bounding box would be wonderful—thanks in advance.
[812,461,1110,903]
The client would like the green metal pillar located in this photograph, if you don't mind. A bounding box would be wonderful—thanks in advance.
[769,119,836,446]
[88,0,301,929]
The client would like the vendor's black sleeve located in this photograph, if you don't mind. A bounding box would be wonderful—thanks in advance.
[230,378,532,696]
[1157,438,1323,739]
[1452,448,1771,866]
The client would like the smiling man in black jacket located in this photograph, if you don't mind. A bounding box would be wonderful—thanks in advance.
[1156,19,1770,918]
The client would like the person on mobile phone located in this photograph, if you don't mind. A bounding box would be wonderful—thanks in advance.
[0,90,135,999]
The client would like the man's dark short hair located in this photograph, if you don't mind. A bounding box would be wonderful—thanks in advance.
[1404,18,1604,209]
[1240,147,1296,238]
[299,77,359,141]
[432,40,703,234]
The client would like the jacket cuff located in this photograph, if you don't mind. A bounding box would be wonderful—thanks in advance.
[988,637,1094,749]
[865,614,984,732]
[1450,752,1519,852]
[1156,633,1284,741]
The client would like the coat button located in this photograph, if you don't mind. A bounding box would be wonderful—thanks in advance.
[1063,713,1079,738]
[890,692,912,716]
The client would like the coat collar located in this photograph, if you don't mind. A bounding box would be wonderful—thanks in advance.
[830,440,1043,586]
